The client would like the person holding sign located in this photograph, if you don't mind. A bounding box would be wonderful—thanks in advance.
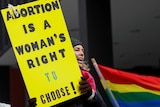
[28,37,107,107]
[70,37,107,107]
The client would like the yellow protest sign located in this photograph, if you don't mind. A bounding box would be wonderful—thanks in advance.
[1,0,82,106]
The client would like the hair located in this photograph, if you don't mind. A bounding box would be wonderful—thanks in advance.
[81,61,90,71]
[70,37,83,47]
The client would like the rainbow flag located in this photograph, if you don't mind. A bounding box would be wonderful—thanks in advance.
[97,64,160,107]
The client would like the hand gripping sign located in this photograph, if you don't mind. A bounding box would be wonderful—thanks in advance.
[1,0,82,107]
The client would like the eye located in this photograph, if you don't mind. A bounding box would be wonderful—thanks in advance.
[74,47,80,51]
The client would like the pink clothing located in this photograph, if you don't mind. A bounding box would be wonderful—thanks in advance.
[81,70,96,92]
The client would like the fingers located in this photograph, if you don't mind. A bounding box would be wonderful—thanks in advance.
[28,98,37,107]
[80,76,86,81]
[79,77,92,93]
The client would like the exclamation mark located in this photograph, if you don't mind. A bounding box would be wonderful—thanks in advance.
[70,82,76,94]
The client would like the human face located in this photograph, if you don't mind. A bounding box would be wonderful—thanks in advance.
[73,45,85,68]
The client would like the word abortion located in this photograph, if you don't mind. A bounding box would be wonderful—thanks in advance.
[7,0,60,20]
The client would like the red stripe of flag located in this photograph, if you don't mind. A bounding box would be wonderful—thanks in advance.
[98,64,160,91]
